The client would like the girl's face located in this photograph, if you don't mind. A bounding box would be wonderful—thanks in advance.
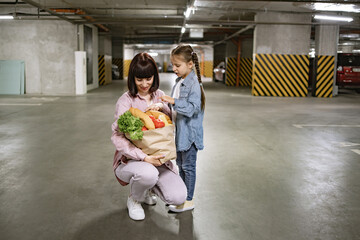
[171,55,193,79]
[135,76,154,95]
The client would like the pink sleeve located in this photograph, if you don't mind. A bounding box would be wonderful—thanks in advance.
[156,90,171,117]
[111,93,147,161]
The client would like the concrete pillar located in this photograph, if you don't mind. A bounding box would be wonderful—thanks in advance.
[99,36,112,84]
[242,38,253,58]
[315,25,339,56]
[254,13,311,55]
[252,12,311,97]
[99,36,112,55]
[314,25,339,97]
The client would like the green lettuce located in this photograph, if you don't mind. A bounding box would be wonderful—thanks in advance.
[117,111,144,140]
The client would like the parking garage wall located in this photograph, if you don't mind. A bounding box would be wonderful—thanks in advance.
[0,20,77,95]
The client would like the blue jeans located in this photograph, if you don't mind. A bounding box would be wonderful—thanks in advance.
[176,143,198,201]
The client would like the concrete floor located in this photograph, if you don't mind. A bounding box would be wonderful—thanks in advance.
[1,73,360,240]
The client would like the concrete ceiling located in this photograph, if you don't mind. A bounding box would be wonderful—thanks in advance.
[1,0,359,46]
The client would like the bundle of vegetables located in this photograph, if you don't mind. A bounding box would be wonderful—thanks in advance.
[117,110,144,140]
[143,110,172,130]
[117,108,173,140]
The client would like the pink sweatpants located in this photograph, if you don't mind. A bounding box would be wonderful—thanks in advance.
[115,160,187,205]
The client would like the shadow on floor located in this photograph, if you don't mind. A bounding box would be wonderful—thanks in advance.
[72,207,196,240]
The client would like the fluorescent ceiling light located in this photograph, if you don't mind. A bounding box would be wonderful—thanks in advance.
[181,27,186,33]
[0,15,14,20]
[190,28,203,38]
[314,15,353,22]
[184,7,193,18]
[312,3,360,13]
[148,52,158,57]
[340,34,360,39]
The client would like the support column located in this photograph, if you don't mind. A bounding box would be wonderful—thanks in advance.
[314,25,339,97]
[98,35,112,85]
[236,38,241,87]
[252,12,311,97]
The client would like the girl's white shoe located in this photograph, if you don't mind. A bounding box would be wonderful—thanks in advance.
[168,200,194,213]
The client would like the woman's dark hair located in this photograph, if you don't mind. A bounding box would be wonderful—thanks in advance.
[128,52,159,97]
[171,45,206,111]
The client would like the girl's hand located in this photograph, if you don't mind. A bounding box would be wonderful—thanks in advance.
[160,95,175,105]
[144,155,165,167]
[146,103,162,112]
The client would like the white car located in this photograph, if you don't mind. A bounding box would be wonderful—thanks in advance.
[213,61,226,82]
[112,64,120,79]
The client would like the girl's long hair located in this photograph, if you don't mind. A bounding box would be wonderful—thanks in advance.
[171,45,206,111]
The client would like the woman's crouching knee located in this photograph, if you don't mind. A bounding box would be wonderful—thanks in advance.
[166,187,187,205]
[133,168,159,189]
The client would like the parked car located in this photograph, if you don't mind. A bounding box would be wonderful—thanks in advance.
[166,63,174,72]
[112,64,120,79]
[336,53,360,92]
[213,61,226,82]
[156,62,163,73]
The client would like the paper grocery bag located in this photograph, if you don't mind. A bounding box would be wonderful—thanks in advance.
[126,125,176,164]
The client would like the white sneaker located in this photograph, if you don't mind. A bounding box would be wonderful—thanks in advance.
[168,200,194,213]
[144,189,157,205]
[127,196,145,221]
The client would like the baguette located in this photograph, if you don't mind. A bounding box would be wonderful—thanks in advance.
[129,107,155,130]
[145,110,172,124]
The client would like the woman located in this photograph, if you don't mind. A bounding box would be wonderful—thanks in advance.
[111,53,187,221]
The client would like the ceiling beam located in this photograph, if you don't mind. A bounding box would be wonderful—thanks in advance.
[214,25,255,46]
[21,0,74,24]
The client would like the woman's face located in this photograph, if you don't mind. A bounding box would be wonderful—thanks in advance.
[135,76,154,95]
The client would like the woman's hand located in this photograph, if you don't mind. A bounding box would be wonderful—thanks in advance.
[160,95,175,105]
[144,155,165,167]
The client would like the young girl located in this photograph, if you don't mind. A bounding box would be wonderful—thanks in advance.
[161,45,205,212]
[111,53,187,221]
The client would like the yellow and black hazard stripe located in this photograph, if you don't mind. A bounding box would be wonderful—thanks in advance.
[123,59,131,78]
[226,57,237,86]
[98,55,105,85]
[315,55,334,98]
[204,61,213,78]
[225,57,253,86]
[239,57,252,86]
[252,54,309,97]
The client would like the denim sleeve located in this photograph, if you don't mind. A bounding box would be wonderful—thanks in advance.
[173,83,201,118]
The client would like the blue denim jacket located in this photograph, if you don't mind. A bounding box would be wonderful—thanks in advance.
[171,71,204,152]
